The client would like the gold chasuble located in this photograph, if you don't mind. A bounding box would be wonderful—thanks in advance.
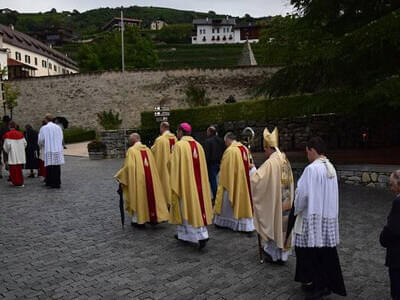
[214,142,253,219]
[114,142,169,224]
[169,136,213,228]
[151,131,177,205]
[251,151,294,250]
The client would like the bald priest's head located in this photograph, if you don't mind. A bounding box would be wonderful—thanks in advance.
[160,121,170,134]
[129,133,141,146]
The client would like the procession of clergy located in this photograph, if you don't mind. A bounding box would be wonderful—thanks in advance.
[115,121,346,299]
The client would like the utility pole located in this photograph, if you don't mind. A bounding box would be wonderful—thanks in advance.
[121,8,125,72]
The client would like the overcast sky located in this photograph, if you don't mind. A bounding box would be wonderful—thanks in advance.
[5,0,294,17]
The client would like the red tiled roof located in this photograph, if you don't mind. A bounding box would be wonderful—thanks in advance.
[7,57,37,70]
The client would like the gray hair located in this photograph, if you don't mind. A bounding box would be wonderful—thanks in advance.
[224,132,236,142]
[390,170,400,187]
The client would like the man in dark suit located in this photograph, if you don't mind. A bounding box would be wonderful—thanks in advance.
[203,125,225,200]
[380,170,400,300]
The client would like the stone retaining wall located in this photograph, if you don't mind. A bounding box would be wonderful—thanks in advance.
[11,66,277,130]
[291,164,393,189]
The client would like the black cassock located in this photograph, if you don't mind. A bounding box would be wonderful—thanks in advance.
[288,204,346,297]
[24,129,40,170]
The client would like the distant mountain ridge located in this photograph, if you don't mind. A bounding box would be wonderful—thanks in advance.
[0,6,270,39]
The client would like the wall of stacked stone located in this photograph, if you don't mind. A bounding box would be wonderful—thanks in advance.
[10,66,278,130]
[216,114,339,152]
[292,166,391,189]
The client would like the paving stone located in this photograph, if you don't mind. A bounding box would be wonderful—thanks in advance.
[0,157,394,299]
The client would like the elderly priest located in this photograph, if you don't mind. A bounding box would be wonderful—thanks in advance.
[115,133,169,227]
[169,123,213,249]
[251,127,294,264]
[213,132,255,233]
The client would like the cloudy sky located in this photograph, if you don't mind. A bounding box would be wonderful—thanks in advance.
[5,0,294,17]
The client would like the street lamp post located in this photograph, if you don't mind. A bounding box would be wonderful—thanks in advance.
[121,8,125,73]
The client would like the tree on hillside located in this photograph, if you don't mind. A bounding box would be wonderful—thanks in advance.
[77,27,159,72]
[290,0,400,34]
[256,2,400,97]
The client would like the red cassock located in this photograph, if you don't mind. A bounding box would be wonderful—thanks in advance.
[38,160,46,177]
[9,164,24,186]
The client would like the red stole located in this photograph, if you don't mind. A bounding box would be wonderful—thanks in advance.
[238,146,253,211]
[140,150,158,224]
[188,141,207,226]
[169,138,175,153]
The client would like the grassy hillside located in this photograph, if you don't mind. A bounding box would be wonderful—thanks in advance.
[2,6,267,38]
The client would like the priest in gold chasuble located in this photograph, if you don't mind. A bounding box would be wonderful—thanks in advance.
[251,127,294,263]
[115,133,169,227]
[213,132,255,232]
[151,122,178,206]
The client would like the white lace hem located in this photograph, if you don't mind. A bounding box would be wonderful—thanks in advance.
[177,220,208,243]
[214,215,254,232]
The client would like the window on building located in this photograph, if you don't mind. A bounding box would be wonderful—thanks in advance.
[42,60,47,68]
[49,62,52,69]
[217,28,220,33]
[24,55,31,64]
[15,52,21,61]
[54,65,57,71]
[212,28,215,34]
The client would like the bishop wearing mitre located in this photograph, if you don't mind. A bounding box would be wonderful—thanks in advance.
[115,133,169,227]
[151,122,177,206]
[251,127,294,263]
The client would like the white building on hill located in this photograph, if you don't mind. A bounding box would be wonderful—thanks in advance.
[151,20,168,30]
[0,24,78,79]
[192,17,260,44]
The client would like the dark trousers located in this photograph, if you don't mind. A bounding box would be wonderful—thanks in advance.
[390,268,400,299]
[208,163,220,199]
[45,165,61,188]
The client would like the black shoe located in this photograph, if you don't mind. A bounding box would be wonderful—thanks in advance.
[28,174,35,178]
[131,222,145,229]
[174,234,188,244]
[198,239,208,249]
[245,231,255,238]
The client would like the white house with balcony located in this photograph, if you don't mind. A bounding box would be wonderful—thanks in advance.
[0,24,78,79]
[192,17,260,45]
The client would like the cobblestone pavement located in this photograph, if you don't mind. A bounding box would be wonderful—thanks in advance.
[0,157,394,299]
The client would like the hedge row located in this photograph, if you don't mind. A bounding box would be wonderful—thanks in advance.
[64,127,96,144]
[141,76,400,131]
